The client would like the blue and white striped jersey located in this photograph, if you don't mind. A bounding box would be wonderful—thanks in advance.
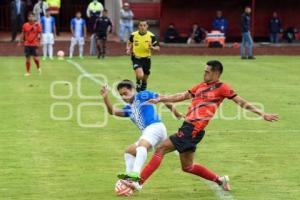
[123,90,161,131]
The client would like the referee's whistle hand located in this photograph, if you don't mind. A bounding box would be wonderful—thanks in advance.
[126,49,131,55]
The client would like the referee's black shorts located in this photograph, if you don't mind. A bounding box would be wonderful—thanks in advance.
[131,56,151,75]
[169,121,205,153]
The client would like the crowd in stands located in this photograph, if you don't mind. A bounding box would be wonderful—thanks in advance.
[7,0,300,60]
[163,9,298,45]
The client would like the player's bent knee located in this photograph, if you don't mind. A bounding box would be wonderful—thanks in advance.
[182,165,193,173]
[155,144,168,155]
[125,144,137,155]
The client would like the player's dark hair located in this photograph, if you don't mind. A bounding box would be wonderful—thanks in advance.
[27,12,34,17]
[207,60,223,74]
[138,20,148,25]
[117,80,134,90]
[103,8,108,12]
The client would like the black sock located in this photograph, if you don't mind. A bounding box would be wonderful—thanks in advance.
[141,82,147,91]
[136,79,142,92]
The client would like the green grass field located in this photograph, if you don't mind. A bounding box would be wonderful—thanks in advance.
[0,55,299,200]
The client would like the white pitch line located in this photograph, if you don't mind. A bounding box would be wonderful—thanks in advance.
[67,59,105,86]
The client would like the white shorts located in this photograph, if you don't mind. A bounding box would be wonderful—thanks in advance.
[135,122,167,148]
[71,37,85,46]
[42,33,54,45]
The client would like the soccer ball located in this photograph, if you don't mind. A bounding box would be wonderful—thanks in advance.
[114,179,133,196]
[57,50,65,60]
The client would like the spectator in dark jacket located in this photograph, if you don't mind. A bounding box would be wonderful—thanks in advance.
[240,6,254,59]
[283,27,297,43]
[11,0,26,42]
[212,10,228,34]
[187,23,206,44]
[164,23,179,43]
[269,12,282,43]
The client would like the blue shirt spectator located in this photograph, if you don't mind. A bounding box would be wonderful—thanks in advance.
[212,11,228,34]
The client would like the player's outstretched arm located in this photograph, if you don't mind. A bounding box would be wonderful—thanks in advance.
[100,86,126,117]
[163,103,184,120]
[232,95,279,122]
[148,91,192,104]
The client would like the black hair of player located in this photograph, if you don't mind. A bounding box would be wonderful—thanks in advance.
[138,20,148,25]
[117,80,134,90]
[28,12,34,17]
[206,60,223,74]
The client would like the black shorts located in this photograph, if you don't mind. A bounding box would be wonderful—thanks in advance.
[24,46,38,57]
[96,33,107,40]
[131,56,151,75]
[169,121,205,153]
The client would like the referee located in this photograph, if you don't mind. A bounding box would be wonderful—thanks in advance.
[126,20,160,92]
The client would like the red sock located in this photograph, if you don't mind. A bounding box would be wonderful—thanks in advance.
[33,57,40,69]
[26,60,31,73]
[183,164,220,183]
[140,152,164,184]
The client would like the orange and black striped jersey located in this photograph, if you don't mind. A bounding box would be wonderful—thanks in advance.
[186,81,237,135]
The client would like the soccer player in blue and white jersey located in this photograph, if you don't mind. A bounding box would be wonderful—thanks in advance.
[41,9,56,60]
[100,80,182,184]
[69,11,87,59]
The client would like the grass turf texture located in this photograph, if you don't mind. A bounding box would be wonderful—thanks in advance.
[0,56,299,200]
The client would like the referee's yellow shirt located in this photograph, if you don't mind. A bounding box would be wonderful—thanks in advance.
[129,31,158,58]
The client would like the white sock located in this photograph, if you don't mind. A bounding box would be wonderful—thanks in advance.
[124,153,135,174]
[79,44,84,57]
[69,44,75,57]
[43,45,47,57]
[132,146,148,174]
[48,44,53,58]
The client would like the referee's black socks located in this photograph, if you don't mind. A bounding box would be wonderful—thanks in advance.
[141,82,147,91]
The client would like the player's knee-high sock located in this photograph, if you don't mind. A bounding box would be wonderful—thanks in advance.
[136,78,142,92]
[79,44,84,57]
[48,44,53,58]
[26,60,31,73]
[141,81,147,91]
[132,146,148,174]
[33,57,40,69]
[140,152,164,184]
[124,153,135,174]
[136,78,141,85]
[69,44,75,58]
[182,164,220,183]
[102,40,106,56]
[43,45,47,58]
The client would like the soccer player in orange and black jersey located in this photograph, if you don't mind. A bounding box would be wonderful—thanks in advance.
[124,60,279,192]
[19,12,42,76]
